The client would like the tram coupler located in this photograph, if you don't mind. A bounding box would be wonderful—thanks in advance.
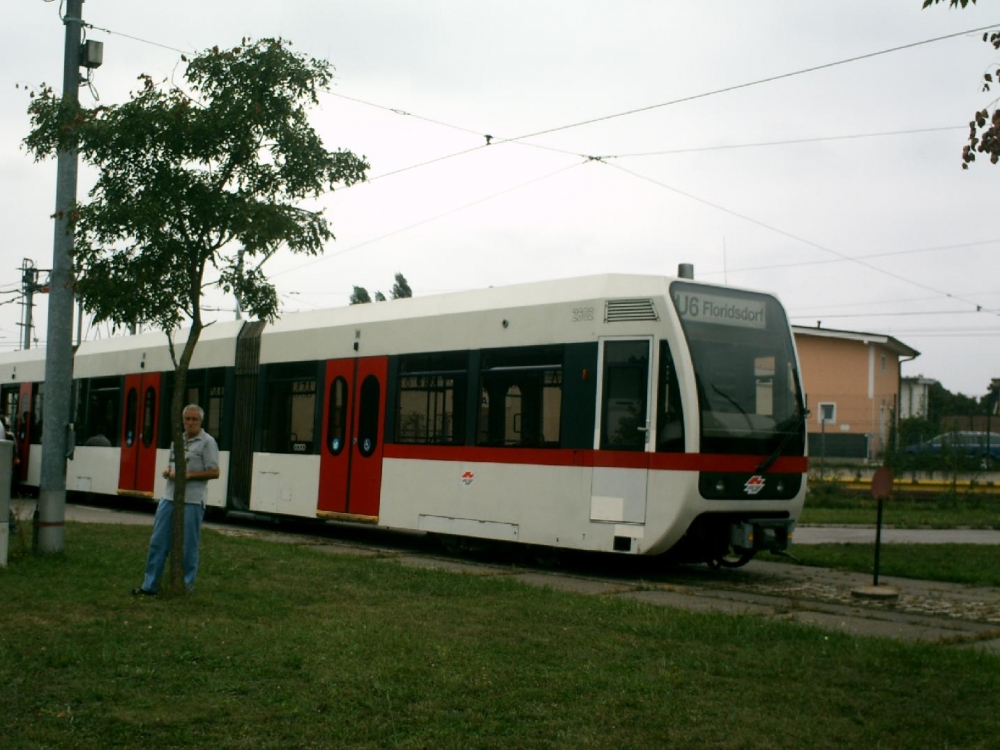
[729,519,795,555]
[769,549,802,564]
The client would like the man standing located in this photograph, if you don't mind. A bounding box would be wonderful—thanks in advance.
[132,404,220,596]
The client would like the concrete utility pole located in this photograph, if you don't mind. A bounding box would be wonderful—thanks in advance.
[36,0,86,553]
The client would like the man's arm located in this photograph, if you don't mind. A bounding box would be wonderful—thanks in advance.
[162,467,220,480]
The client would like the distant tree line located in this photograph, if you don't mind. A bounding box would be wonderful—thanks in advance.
[350,273,411,305]
[898,381,996,447]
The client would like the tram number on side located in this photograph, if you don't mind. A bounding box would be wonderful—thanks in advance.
[572,307,595,323]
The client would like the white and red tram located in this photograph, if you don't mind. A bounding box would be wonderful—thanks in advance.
[0,273,808,564]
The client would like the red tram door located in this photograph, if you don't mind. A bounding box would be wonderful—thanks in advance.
[118,373,161,497]
[317,356,388,519]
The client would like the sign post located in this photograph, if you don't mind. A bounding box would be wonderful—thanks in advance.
[851,466,898,600]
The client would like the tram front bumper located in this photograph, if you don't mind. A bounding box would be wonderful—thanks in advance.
[730,519,795,554]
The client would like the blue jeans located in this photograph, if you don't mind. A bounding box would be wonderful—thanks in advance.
[141,499,205,593]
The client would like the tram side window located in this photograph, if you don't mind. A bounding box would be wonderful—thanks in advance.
[184,368,227,439]
[1,387,18,438]
[395,352,467,445]
[657,340,685,452]
[477,345,562,448]
[206,383,225,438]
[600,341,649,451]
[84,377,120,446]
[141,386,157,448]
[262,363,317,454]
[30,384,43,444]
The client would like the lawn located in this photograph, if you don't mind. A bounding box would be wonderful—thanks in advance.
[776,542,1000,587]
[800,482,1000,528]
[1,523,999,749]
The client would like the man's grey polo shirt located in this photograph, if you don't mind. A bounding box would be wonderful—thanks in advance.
[163,429,220,506]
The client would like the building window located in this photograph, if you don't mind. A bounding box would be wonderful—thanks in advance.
[818,402,836,425]
[881,355,887,373]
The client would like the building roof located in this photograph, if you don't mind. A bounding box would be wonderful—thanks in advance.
[901,375,937,386]
[791,325,920,359]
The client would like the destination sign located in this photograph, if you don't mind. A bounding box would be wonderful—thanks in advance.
[673,290,767,330]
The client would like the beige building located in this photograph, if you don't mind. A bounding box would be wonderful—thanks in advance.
[792,326,919,460]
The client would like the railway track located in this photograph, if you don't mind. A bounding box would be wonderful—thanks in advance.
[209,508,1000,648]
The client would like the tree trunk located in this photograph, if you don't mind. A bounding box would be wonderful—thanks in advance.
[167,322,203,595]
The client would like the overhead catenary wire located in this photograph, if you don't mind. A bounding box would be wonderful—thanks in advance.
[87,14,1000,182]
[790,289,1000,316]
[496,23,1000,146]
[37,12,1000,344]
[600,159,999,318]
[272,159,589,279]
[702,239,1000,277]
[609,126,967,159]
[790,309,1000,319]
[82,21,192,56]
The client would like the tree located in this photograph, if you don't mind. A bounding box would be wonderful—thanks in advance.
[923,0,1000,167]
[391,272,412,300]
[350,273,412,304]
[349,286,373,305]
[24,37,368,594]
[922,0,975,8]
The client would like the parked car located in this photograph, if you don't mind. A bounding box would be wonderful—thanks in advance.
[905,431,1000,461]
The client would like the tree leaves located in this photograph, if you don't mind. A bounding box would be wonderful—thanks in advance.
[23,37,369,330]
[350,273,413,305]
[921,0,977,8]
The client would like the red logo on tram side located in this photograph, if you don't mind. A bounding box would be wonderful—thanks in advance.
[460,471,475,486]
[744,475,766,495]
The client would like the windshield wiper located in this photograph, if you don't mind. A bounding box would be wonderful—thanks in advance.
[755,408,809,474]
[711,384,754,432]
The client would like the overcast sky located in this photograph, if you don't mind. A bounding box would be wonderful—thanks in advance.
[5,0,1000,397]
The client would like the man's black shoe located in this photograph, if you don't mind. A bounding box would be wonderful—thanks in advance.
[131,587,156,597]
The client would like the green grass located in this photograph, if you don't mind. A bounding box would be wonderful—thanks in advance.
[1,524,999,749]
[801,484,1000,528]
[778,543,1000,587]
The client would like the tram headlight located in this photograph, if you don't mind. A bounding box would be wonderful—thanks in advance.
[775,479,785,494]
[715,478,727,494]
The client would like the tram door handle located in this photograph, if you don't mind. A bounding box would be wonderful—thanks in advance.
[637,424,650,443]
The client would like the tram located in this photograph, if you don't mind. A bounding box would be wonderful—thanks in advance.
[1,272,808,565]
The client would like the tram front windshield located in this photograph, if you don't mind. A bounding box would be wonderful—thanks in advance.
[671,282,805,456]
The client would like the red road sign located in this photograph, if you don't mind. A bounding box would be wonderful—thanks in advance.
[871,466,893,501]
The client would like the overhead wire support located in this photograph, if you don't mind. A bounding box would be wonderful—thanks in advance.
[81,21,192,56]
[37,0,85,555]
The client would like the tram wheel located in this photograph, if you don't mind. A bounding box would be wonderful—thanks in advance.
[709,550,756,569]
[530,546,562,568]
[437,534,468,555]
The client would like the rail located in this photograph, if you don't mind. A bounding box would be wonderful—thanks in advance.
[811,475,1000,495]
